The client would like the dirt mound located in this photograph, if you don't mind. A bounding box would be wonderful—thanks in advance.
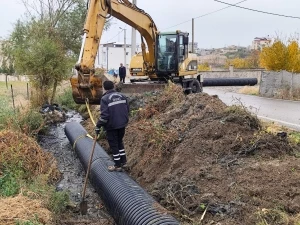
[0,194,53,225]
[124,84,300,224]
[0,130,61,181]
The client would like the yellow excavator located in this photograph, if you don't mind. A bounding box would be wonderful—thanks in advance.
[129,52,148,82]
[71,0,203,104]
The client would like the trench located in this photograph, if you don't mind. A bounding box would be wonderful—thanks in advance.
[38,111,114,224]
[38,111,179,224]
[65,122,180,225]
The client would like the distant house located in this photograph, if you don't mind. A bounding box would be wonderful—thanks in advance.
[251,37,272,50]
[96,42,141,71]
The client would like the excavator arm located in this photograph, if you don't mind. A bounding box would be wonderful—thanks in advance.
[71,0,157,104]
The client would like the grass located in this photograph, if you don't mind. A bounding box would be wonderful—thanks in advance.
[263,121,300,145]
[0,98,44,135]
[26,175,70,214]
[238,85,259,95]
[55,87,81,110]
[16,215,43,225]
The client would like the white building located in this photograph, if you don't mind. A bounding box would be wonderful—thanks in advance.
[95,42,141,71]
[251,37,272,50]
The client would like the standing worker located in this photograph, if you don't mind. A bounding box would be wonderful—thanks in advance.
[119,63,126,83]
[95,80,129,172]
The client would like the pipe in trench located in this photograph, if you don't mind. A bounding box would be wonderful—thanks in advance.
[65,122,180,225]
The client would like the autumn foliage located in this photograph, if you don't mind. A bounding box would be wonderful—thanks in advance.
[260,40,300,73]
[225,50,260,69]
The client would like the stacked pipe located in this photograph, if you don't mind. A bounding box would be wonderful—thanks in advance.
[203,77,258,86]
[65,122,179,225]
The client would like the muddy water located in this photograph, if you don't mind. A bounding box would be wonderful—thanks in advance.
[38,111,114,225]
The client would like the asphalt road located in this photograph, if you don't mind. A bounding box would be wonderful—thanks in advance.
[204,87,300,131]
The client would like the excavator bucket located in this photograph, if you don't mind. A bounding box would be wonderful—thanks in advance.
[70,73,111,105]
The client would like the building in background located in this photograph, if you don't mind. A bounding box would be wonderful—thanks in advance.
[251,37,272,50]
[96,42,142,72]
[188,42,201,54]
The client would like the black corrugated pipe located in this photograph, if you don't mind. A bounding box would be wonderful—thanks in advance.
[203,77,258,86]
[65,122,179,225]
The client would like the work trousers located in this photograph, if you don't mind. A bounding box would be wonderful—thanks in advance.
[106,127,127,167]
[120,76,125,83]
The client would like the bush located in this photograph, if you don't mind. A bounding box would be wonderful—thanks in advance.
[0,169,22,197]
[56,87,80,110]
[0,98,44,136]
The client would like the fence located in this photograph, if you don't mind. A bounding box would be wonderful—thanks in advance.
[199,68,263,83]
[259,70,300,99]
[0,74,30,82]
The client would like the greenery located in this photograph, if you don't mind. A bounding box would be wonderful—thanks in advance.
[0,98,44,135]
[16,216,43,225]
[260,39,300,72]
[26,176,70,214]
[198,62,210,71]
[56,87,80,110]
[2,0,110,107]
[225,50,260,69]
[0,169,23,197]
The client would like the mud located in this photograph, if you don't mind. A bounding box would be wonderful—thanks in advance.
[38,111,114,225]
[123,85,300,224]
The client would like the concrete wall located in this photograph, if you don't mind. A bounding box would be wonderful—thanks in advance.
[0,74,30,82]
[259,70,300,97]
[199,69,263,83]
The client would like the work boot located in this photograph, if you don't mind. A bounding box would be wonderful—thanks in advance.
[108,165,123,172]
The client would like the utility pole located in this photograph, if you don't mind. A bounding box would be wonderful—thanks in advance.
[124,28,127,67]
[120,27,127,67]
[131,0,137,57]
[192,18,194,53]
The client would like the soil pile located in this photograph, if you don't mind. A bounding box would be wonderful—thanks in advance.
[124,84,300,224]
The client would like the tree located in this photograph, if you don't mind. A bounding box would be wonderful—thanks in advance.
[260,39,300,73]
[260,40,287,71]
[286,41,300,73]
[7,0,110,106]
[198,62,210,71]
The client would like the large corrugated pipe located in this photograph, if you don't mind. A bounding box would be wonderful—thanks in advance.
[203,77,258,86]
[65,122,179,225]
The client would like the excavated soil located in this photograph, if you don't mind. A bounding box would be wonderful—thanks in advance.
[123,85,300,224]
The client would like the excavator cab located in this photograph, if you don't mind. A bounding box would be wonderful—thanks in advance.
[155,31,189,78]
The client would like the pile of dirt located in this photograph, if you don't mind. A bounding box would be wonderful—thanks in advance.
[0,130,61,181]
[0,194,52,225]
[124,84,300,224]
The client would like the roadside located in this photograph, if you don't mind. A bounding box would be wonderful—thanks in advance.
[122,84,300,224]
[204,86,300,131]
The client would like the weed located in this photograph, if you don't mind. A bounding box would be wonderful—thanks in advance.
[25,175,69,215]
[0,166,25,197]
[0,98,44,135]
[15,215,43,225]
[289,132,300,145]
[48,190,70,214]
[56,87,79,110]
[223,105,261,130]
[238,85,259,95]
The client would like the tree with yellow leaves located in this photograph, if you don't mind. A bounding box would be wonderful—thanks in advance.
[260,39,300,73]
[225,50,260,69]
[198,62,210,71]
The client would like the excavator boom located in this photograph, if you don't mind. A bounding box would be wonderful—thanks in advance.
[72,0,201,104]
[71,0,158,104]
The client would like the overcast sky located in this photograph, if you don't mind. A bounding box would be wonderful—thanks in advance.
[1,0,300,48]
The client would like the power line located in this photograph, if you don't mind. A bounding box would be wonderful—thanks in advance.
[213,0,300,19]
[106,30,123,43]
[161,0,247,31]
